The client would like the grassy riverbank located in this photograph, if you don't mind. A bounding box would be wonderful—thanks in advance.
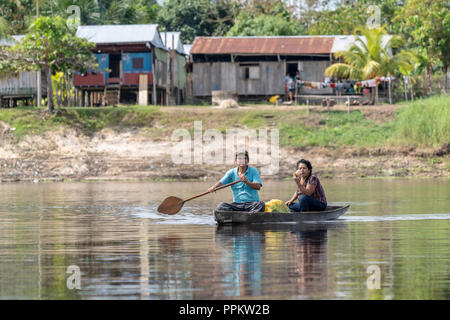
[1,95,448,149]
[0,95,448,181]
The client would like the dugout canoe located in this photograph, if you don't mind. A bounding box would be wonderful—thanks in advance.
[214,204,350,225]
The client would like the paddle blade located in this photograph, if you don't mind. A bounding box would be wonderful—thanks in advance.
[157,196,185,215]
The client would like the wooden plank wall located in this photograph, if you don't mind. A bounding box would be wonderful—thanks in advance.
[0,71,47,94]
[193,61,288,96]
[298,61,331,82]
[154,59,167,88]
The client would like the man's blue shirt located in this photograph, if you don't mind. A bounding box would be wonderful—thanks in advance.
[220,166,262,202]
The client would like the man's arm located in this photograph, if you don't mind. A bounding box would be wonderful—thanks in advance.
[208,181,223,193]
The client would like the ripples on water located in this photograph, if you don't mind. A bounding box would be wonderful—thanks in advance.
[0,179,449,299]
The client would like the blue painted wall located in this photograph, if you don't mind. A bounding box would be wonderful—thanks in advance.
[95,53,109,78]
[122,52,152,73]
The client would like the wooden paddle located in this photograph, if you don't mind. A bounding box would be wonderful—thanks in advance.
[157,180,242,215]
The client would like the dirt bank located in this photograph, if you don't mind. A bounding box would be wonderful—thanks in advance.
[0,104,448,182]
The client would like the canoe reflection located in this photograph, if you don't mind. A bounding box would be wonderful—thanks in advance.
[215,222,347,298]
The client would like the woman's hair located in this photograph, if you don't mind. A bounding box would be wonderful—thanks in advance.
[296,159,312,180]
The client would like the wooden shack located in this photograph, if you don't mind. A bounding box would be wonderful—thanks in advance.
[189,35,393,100]
[74,24,172,106]
[189,36,335,100]
[0,35,47,108]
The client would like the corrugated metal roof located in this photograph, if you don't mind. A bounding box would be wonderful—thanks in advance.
[76,24,166,49]
[183,44,192,56]
[0,35,24,47]
[191,36,335,55]
[160,32,185,54]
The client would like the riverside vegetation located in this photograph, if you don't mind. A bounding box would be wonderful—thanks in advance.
[0,95,448,182]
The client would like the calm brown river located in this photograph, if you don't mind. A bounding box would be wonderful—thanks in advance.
[0,179,449,299]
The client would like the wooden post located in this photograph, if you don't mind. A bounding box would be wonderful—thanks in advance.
[103,87,107,106]
[347,96,350,113]
[36,71,41,107]
[152,51,157,105]
[138,74,148,106]
[388,79,392,105]
[404,77,408,102]
[166,50,170,106]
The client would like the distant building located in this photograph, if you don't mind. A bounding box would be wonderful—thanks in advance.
[189,35,392,100]
[74,24,175,106]
[0,35,47,108]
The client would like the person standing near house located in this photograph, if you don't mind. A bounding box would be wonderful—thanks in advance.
[294,70,302,99]
[284,73,295,102]
[208,150,265,213]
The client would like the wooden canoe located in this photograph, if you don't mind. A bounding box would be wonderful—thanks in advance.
[214,204,350,225]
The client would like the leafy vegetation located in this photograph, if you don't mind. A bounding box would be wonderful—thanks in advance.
[324,26,418,103]
[393,95,450,147]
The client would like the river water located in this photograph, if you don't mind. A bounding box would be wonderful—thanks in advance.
[0,179,449,300]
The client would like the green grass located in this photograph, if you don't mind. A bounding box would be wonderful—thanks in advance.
[392,95,450,147]
[279,110,395,147]
[0,105,161,137]
[1,95,448,150]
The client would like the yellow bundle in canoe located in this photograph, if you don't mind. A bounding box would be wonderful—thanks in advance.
[264,199,290,213]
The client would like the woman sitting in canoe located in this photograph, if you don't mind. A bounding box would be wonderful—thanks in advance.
[285,159,327,212]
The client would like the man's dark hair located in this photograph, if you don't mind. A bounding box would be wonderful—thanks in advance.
[236,150,249,161]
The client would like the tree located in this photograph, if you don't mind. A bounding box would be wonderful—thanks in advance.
[0,17,11,39]
[307,0,403,35]
[157,0,239,43]
[0,0,35,35]
[307,4,367,35]
[226,11,305,36]
[0,16,97,112]
[393,0,450,93]
[225,0,305,36]
[39,0,159,25]
[324,26,418,104]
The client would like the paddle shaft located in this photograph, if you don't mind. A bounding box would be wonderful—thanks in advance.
[182,180,242,203]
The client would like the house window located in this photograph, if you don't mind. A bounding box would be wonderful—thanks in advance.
[240,64,259,79]
[132,57,144,69]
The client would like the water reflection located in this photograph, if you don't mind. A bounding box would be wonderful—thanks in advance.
[215,223,347,299]
[0,180,449,300]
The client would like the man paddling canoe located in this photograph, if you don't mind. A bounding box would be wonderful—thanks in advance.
[208,150,265,213]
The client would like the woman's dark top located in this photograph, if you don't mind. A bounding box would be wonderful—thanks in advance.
[297,175,327,203]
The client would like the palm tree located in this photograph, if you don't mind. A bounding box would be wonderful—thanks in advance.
[325,26,417,104]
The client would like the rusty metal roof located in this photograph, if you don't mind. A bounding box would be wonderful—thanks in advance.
[191,36,335,55]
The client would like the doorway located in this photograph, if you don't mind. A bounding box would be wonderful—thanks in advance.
[109,54,121,78]
[287,63,298,78]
